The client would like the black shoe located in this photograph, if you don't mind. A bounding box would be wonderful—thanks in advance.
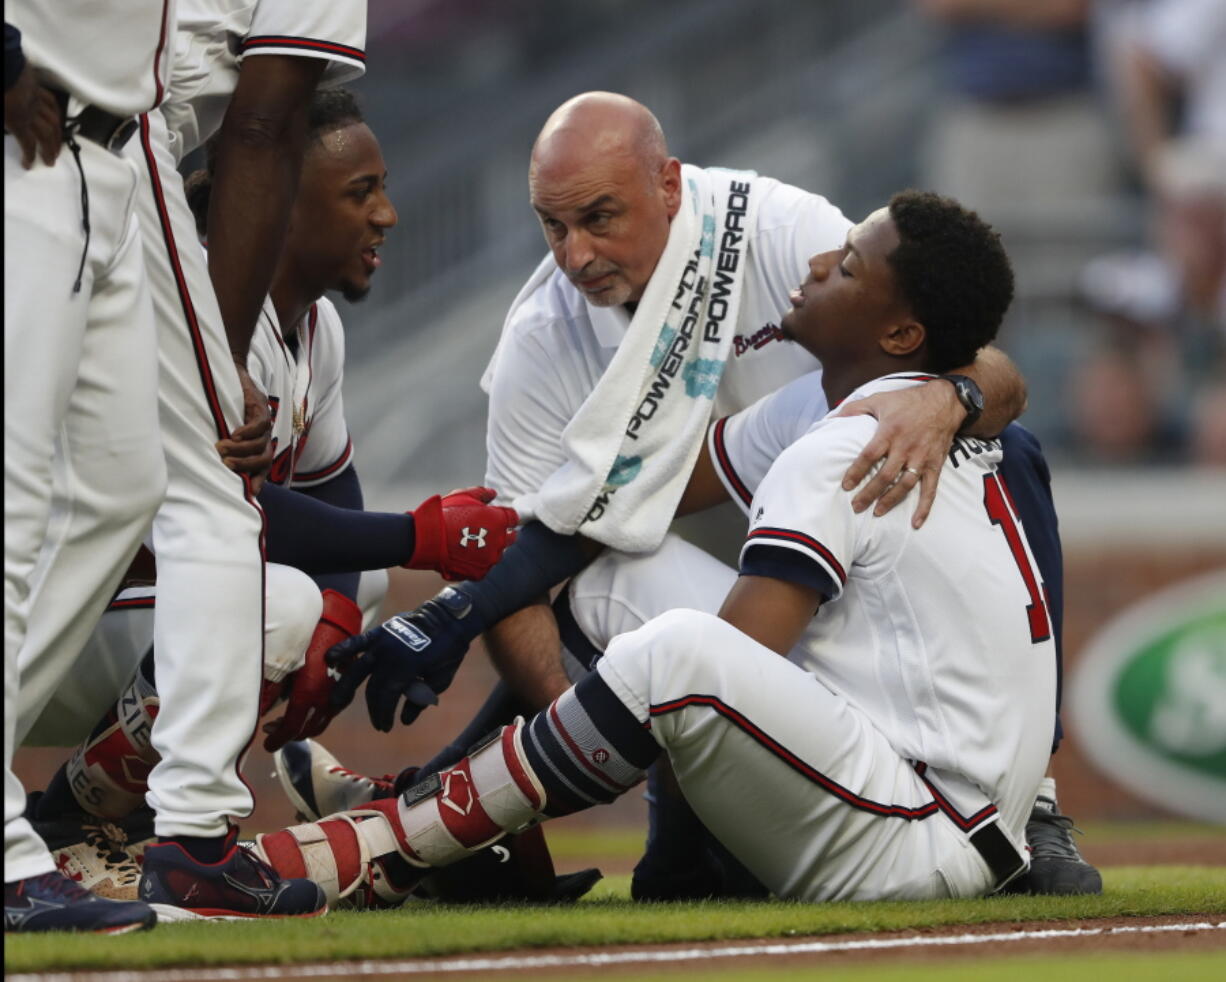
[4,871,155,934]
[139,829,327,921]
[1010,795,1103,895]
[415,825,603,905]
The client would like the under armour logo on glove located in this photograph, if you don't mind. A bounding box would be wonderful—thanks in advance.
[406,487,519,581]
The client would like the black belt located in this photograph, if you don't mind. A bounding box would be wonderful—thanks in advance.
[970,821,1026,891]
[53,90,138,154]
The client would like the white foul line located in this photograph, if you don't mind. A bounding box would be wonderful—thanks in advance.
[11,920,1225,982]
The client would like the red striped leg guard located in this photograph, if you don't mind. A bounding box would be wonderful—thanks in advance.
[64,672,161,819]
[251,811,422,910]
[391,718,547,868]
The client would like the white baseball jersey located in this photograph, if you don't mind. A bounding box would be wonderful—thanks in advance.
[247,297,353,489]
[582,375,1056,901]
[484,176,851,504]
[163,0,366,160]
[6,1,177,116]
[718,373,1057,850]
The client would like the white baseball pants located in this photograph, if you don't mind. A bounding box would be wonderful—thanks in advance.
[597,608,998,901]
[5,133,165,881]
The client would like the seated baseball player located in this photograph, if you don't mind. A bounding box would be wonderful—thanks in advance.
[17,89,520,918]
[277,91,1097,903]
[251,190,1059,906]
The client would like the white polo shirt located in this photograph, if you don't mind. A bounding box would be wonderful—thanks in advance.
[484,175,852,504]
[717,373,1057,848]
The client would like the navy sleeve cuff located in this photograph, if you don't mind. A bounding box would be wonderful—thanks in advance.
[6,23,26,91]
[741,543,837,600]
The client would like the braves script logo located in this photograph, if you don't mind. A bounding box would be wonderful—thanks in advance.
[459,527,488,548]
[733,323,785,357]
[384,616,431,652]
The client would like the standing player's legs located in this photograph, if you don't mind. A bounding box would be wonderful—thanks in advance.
[5,137,164,882]
[130,110,266,839]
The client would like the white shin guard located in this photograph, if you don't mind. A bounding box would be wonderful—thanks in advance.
[253,719,548,905]
[394,718,546,867]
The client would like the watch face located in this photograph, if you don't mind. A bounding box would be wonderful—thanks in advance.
[960,380,984,412]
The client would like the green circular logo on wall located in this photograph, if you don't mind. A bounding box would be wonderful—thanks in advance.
[1070,570,1226,822]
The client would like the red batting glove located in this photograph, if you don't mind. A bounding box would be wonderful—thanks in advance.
[264,590,364,752]
[406,486,519,581]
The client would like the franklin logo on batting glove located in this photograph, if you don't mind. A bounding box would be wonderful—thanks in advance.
[383,616,432,652]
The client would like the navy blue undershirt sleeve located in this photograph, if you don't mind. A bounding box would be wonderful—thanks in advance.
[454,521,595,634]
[295,465,368,598]
[258,470,413,581]
[6,24,26,90]
[740,543,837,600]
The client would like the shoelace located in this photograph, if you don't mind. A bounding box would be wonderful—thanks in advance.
[328,766,396,790]
[1028,807,1086,861]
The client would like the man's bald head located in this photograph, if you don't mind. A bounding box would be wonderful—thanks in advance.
[529,93,682,307]
[531,92,669,184]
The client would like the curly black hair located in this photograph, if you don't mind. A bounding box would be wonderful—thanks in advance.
[886,190,1014,373]
[185,88,366,237]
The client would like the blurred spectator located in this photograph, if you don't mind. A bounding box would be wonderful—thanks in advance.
[1151,138,1226,328]
[915,0,1121,218]
[1071,137,1225,463]
[1189,383,1226,467]
[1065,342,1167,463]
[1110,0,1226,192]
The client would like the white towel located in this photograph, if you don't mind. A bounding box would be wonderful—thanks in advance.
[485,165,761,553]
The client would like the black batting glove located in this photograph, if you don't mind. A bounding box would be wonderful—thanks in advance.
[326,586,480,732]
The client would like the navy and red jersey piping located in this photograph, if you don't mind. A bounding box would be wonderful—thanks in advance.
[650,693,997,830]
[745,526,846,585]
[150,0,172,109]
[240,35,365,63]
[138,115,231,443]
[293,436,353,485]
[107,595,156,612]
[711,416,753,508]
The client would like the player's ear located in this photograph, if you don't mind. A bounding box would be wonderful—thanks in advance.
[880,319,925,358]
[661,158,683,218]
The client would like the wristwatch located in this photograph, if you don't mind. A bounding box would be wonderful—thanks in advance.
[938,374,984,431]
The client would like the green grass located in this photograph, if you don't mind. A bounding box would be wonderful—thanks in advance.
[5,865,1224,974]
[596,951,1226,982]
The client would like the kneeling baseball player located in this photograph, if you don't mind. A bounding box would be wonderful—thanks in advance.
[252,191,1060,905]
[18,89,520,919]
